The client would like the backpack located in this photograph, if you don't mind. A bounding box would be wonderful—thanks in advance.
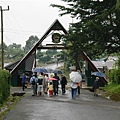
[32,78,36,85]
[38,79,43,85]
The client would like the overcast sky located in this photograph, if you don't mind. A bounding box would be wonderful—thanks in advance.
[0,0,72,47]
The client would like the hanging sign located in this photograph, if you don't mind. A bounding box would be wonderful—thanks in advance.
[52,33,61,43]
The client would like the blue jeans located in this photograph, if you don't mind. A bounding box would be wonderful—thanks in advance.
[32,85,37,95]
[71,88,77,99]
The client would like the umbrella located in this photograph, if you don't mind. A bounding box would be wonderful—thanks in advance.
[92,71,105,77]
[53,69,63,74]
[69,71,82,83]
[32,67,48,73]
[47,77,57,81]
[46,68,54,73]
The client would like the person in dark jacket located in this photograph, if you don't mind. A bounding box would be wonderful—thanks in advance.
[93,77,99,96]
[53,73,60,95]
[22,73,27,91]
[61,75,67,94]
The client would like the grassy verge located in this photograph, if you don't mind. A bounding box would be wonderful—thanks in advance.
[102,83,120,101]
[0,95,23,120]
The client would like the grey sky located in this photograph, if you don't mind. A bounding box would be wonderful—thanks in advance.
[0,0,72,47]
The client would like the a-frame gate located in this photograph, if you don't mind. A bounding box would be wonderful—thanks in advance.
[10,19,107,87]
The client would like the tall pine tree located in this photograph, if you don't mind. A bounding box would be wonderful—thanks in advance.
[51,0,120,58]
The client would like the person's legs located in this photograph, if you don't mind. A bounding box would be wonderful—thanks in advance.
[35,84,37,95]
[71,88,74,99]
[56,85,58,94]
[32,85,36,96]
[53,85,56,95]
[77,86,80,95]
[41,85,44,96]
[96,89,99,96]
[94,89,98,96]
[61,84,63,93]
[49,90,53,96]
[22,82,25,91]
[73,88,77,99]
[62,84,66,94]
[37,85,40,96]
[43,85,45,94]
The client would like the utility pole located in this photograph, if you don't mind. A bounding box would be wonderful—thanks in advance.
[0,6,9,69]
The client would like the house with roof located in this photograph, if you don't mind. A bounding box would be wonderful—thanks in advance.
[5,53,35,86]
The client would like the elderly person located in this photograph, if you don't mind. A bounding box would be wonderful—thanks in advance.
[93,77,99,96]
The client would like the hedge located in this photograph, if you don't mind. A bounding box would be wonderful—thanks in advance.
[0,70,11,105]
[109,68,120,84]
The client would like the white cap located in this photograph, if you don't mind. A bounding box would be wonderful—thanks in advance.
[96,77,99,80]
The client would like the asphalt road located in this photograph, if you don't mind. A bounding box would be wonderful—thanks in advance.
[3,86,120,120]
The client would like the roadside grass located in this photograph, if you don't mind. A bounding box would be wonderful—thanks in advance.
[103,83,120,101]
[0,95,22,120]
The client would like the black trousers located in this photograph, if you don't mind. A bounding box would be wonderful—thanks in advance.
[53,85,58,95]
[22,82,26,91]
[77,86,80,95]
[61,84,66,94]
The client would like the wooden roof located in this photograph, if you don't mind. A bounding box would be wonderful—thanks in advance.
[81,51,108,85]
[5,53,35,72]
[10,19,68,76]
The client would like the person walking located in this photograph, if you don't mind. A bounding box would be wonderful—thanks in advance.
[40,72,47,94]
[93,77,99,96]
[71,82,78,99]
[61,74,67,94]
[37,75,44,96]
[30,74,38,96]
[53,73,60,95]
[44,74,49,94]
[47,82,53,97]
[22,73,27,91]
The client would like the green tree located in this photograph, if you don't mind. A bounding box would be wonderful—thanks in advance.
[36,50,43,59]
[46,50,57,56]
[24,35,39,53]
[51,0,120,58]
[5,43,24,62]
[116,0,120,10]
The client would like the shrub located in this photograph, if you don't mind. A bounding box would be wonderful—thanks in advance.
[103,83,120,101]
[109,68,120,84]
[0,70,11,105]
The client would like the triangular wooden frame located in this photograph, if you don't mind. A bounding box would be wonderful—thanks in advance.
[10,19,68,76]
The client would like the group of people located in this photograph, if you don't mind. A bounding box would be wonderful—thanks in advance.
[29,72,68,97]
[22,71,82,98]
[22,71,99,99]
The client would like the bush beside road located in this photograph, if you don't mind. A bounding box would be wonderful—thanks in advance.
[102,83,120,101]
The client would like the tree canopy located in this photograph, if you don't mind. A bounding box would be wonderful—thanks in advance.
[24,35,39,53]
[51,0,120,59]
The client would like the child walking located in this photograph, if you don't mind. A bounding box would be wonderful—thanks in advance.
[48,82,53,97]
